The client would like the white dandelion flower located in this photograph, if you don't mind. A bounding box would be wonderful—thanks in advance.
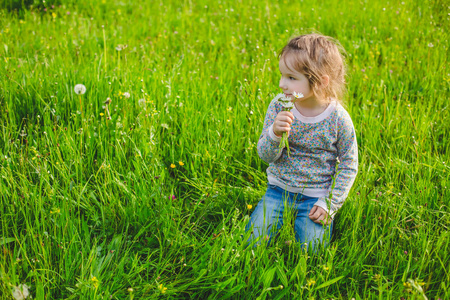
[123,92,131,98]
[74,84,86,95]
[12,284,30,300]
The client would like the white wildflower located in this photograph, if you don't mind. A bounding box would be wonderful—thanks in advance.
[274,93,298,156]
[116,44,128,51]
[74,84,86,95]
[279,98,294,109]
[12,284,30,300]
[293,91,304,99]
[123,92,131,98]
[275,94,295,109]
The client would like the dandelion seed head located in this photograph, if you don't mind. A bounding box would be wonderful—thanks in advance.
[123,92,131,98]
[12,284,30,300]
[74,84,86,95]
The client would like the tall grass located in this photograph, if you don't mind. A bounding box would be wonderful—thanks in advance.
[0,0,449,298]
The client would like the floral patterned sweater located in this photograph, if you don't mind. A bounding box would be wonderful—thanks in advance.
[257,95,358,217]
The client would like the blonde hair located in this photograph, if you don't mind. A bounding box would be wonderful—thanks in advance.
[279,33,347,104]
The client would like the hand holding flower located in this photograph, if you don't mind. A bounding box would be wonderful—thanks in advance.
[273,111,294,137]
[274,92,303,156]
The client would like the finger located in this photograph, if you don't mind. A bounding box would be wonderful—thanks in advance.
[310,212,321,222]
[318,214,332,226]
[310,209,324,221]
[279,110,294,117]
[323,216,331,226]
[278,112,294,122]
[273,126,289,134]
[308,206,318,217]
[275,122,291,131]
[277,116,293,124]
[313,214,325,225]
[280,122,291,129]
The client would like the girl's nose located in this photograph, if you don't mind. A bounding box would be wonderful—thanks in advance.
[279,77,286,90]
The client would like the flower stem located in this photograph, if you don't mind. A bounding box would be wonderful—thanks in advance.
[103,27,107,72]
[281,132,290,157]
[79,94,83,118]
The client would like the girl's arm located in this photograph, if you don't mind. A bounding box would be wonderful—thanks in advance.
[315,110,358,217]
[257,98,284,163]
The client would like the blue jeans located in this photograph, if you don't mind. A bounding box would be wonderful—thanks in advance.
[245,184,332,252]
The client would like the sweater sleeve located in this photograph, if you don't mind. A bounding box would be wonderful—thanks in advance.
[314,110,358,217]
[257,97,284,163]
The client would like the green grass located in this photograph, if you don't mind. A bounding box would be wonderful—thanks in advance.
[0,0,449,299]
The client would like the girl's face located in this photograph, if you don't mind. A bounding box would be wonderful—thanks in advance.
[278,55,315,105]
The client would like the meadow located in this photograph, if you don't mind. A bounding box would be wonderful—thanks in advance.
[0,0,449,299]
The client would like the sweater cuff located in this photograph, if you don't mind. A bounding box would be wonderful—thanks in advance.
[314,198,337,218]
[268,124,282,142]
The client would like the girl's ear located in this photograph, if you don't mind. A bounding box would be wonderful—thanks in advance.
[321,75,330,88]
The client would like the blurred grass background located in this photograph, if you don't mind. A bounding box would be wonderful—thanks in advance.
[0,0,449,299]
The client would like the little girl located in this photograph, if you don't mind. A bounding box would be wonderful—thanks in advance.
[245,33,358,251]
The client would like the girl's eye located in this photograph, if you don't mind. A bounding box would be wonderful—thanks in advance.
[289,76,296,80]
